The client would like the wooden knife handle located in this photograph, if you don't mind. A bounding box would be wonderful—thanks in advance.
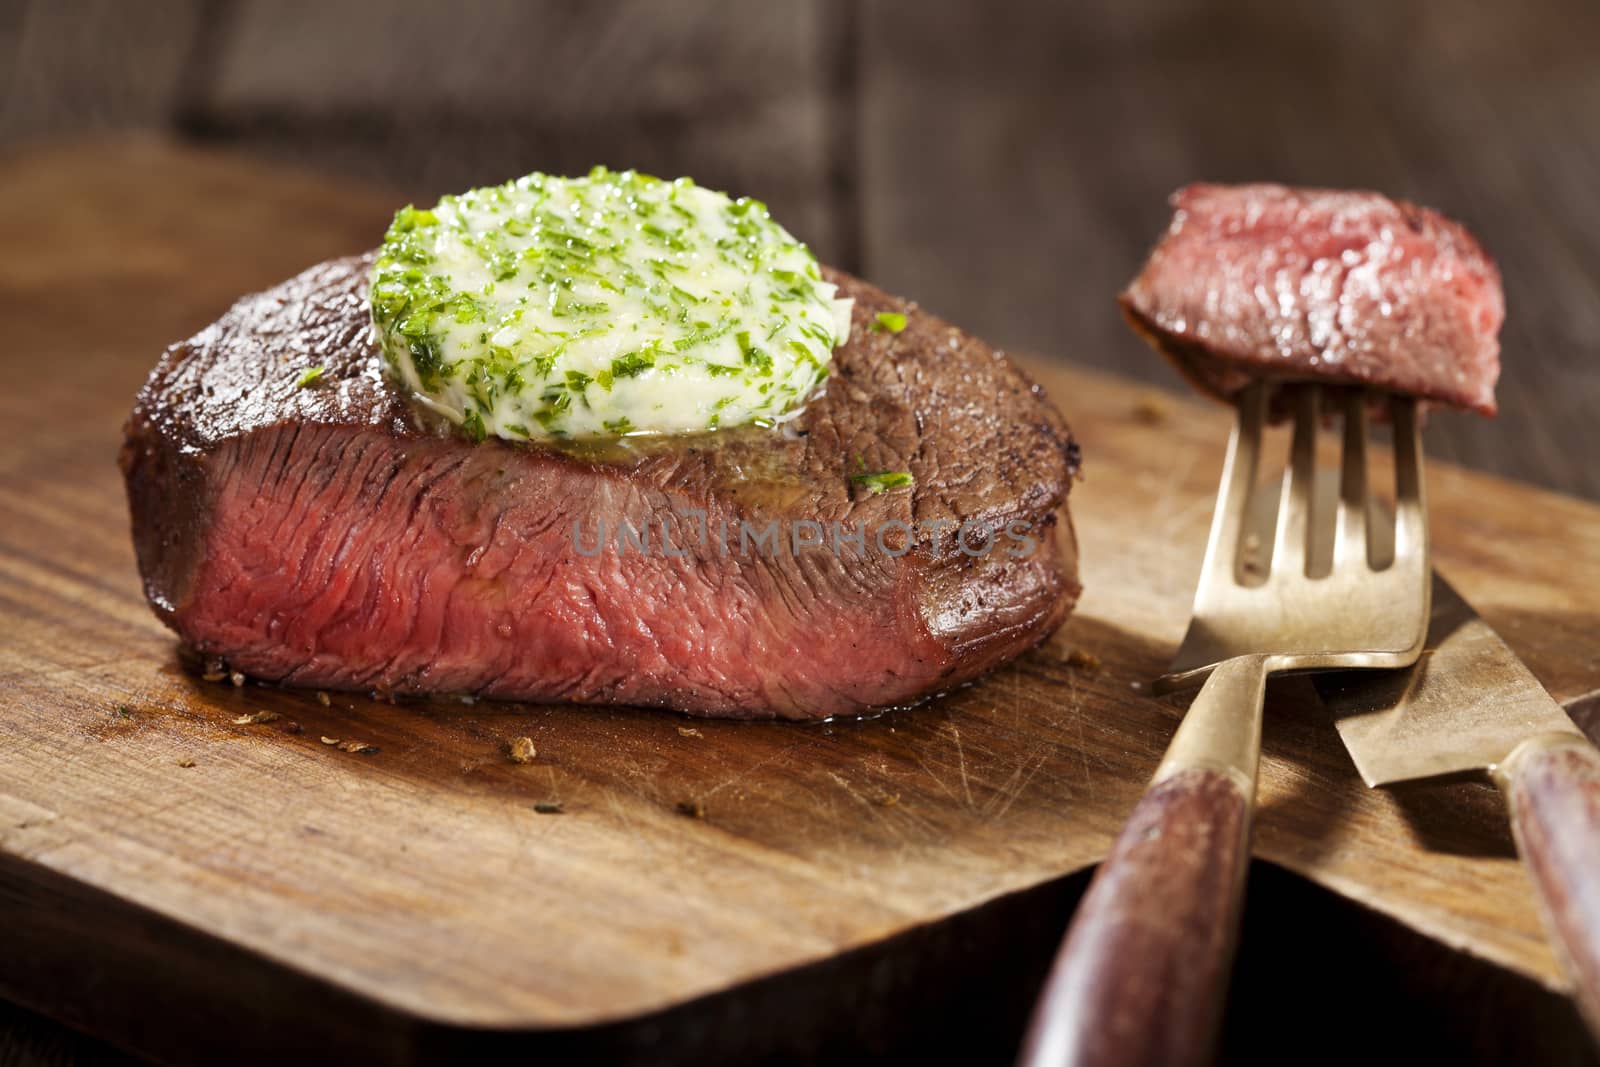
[1019,658,1264,1067]
[1496,733,1600,1039]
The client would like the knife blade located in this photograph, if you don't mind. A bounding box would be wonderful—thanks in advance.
[1316,572,1600,1040]
[1319,573,1588,786]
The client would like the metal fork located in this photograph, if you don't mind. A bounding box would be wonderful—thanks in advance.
[1019,382,1431,1067]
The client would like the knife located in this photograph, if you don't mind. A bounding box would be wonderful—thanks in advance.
[1316,573,1600,1037]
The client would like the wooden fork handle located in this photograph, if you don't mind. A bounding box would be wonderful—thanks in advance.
[1017,768,1250,1067]
[1019,658,1265,1067]
[1495,733,1600,1038]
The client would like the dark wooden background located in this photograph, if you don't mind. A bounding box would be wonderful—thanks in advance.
[4,0,1600,499]
[6,0,1600,500]
[3,3,1600,1064]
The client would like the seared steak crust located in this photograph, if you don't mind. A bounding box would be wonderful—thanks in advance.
[1120,183,1503,415]
[121,255,1079,719]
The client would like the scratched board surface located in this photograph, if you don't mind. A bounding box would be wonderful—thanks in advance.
[3,141,1600,1058]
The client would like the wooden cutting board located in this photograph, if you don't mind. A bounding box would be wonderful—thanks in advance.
[4,138,1600,1063]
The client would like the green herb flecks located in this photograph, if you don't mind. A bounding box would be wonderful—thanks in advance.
[295,366,327,389]
[851,470,915,495]
[871,311,908,334]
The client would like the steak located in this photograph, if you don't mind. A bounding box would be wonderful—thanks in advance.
[121,255,1080,720]
[1120,183,1504,414]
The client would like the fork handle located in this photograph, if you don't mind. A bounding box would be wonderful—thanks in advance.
[1495,733,1600,1039]
[1018,657,1266,1067]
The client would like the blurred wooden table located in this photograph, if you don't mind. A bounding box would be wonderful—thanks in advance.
[4,2,1600,1061]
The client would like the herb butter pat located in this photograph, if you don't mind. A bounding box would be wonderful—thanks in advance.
[370,167,853,440]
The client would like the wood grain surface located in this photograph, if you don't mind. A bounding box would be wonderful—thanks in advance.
[3,140,1600,1063]
[5,0,1600,501]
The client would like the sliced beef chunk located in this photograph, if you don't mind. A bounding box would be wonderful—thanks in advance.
[1120,183,1503,415]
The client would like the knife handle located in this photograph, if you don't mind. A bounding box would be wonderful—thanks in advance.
[1018,657,1265,1067]
[1495,733,1600,1039]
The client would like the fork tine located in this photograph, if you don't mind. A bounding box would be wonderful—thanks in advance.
[1335,391,1369,568]
[1391,396,1427,560]
[1196,382,1266,594]
[1273,386,1318,578]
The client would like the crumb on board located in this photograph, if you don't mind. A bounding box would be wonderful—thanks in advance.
[320,736,340,746]
[338,740,379,755]
[534,801,564,815]
[507,736,537,763]
[201,668,227,683]
[675,799,706,819]
[232,710,280,726]
[873,791,901,808]
[177,756,196,768]
[676,726,704,739]
[316,691,331,707]
[1132,394,1169,424]
[230,671,245,687]
[280,721,304,735]
[1065,648,1101,672]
